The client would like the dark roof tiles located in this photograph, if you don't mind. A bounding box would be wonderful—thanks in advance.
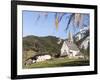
[65,41,79,51]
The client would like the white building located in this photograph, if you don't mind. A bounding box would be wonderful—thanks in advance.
[36,54,51,62]
[25,54,52,65]
[61,40,80,57]
[60,31,80,57]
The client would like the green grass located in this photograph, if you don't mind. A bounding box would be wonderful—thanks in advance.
[23,57,89,69]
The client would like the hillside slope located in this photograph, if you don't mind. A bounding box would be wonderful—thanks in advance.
[23,35,63,56]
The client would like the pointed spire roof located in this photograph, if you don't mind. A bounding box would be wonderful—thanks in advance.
[68,30,73,43]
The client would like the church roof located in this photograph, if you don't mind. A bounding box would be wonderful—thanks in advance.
[65,40,79,51]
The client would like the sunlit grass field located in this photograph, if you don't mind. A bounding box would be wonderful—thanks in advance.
[23,57,89,69]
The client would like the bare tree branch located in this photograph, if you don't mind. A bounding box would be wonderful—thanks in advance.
[66,13,75,31]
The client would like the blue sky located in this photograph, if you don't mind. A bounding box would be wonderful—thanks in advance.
[22,11,89,39]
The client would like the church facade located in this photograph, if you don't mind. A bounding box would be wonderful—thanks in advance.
[60,31,81,58]
[60,40,80,57]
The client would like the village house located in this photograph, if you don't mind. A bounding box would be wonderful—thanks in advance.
[36,54,52,62]
[25,54,52,65]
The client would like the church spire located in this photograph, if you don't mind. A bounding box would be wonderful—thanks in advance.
[68,30,73,43]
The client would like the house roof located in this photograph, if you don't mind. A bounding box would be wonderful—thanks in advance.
[65,40,79,51]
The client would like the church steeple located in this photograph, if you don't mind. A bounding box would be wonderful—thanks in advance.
[68,31,73,43]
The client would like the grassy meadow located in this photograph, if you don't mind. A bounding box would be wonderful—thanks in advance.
[23,57,89,69]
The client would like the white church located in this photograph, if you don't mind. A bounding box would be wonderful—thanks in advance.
[60,31,83,58]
